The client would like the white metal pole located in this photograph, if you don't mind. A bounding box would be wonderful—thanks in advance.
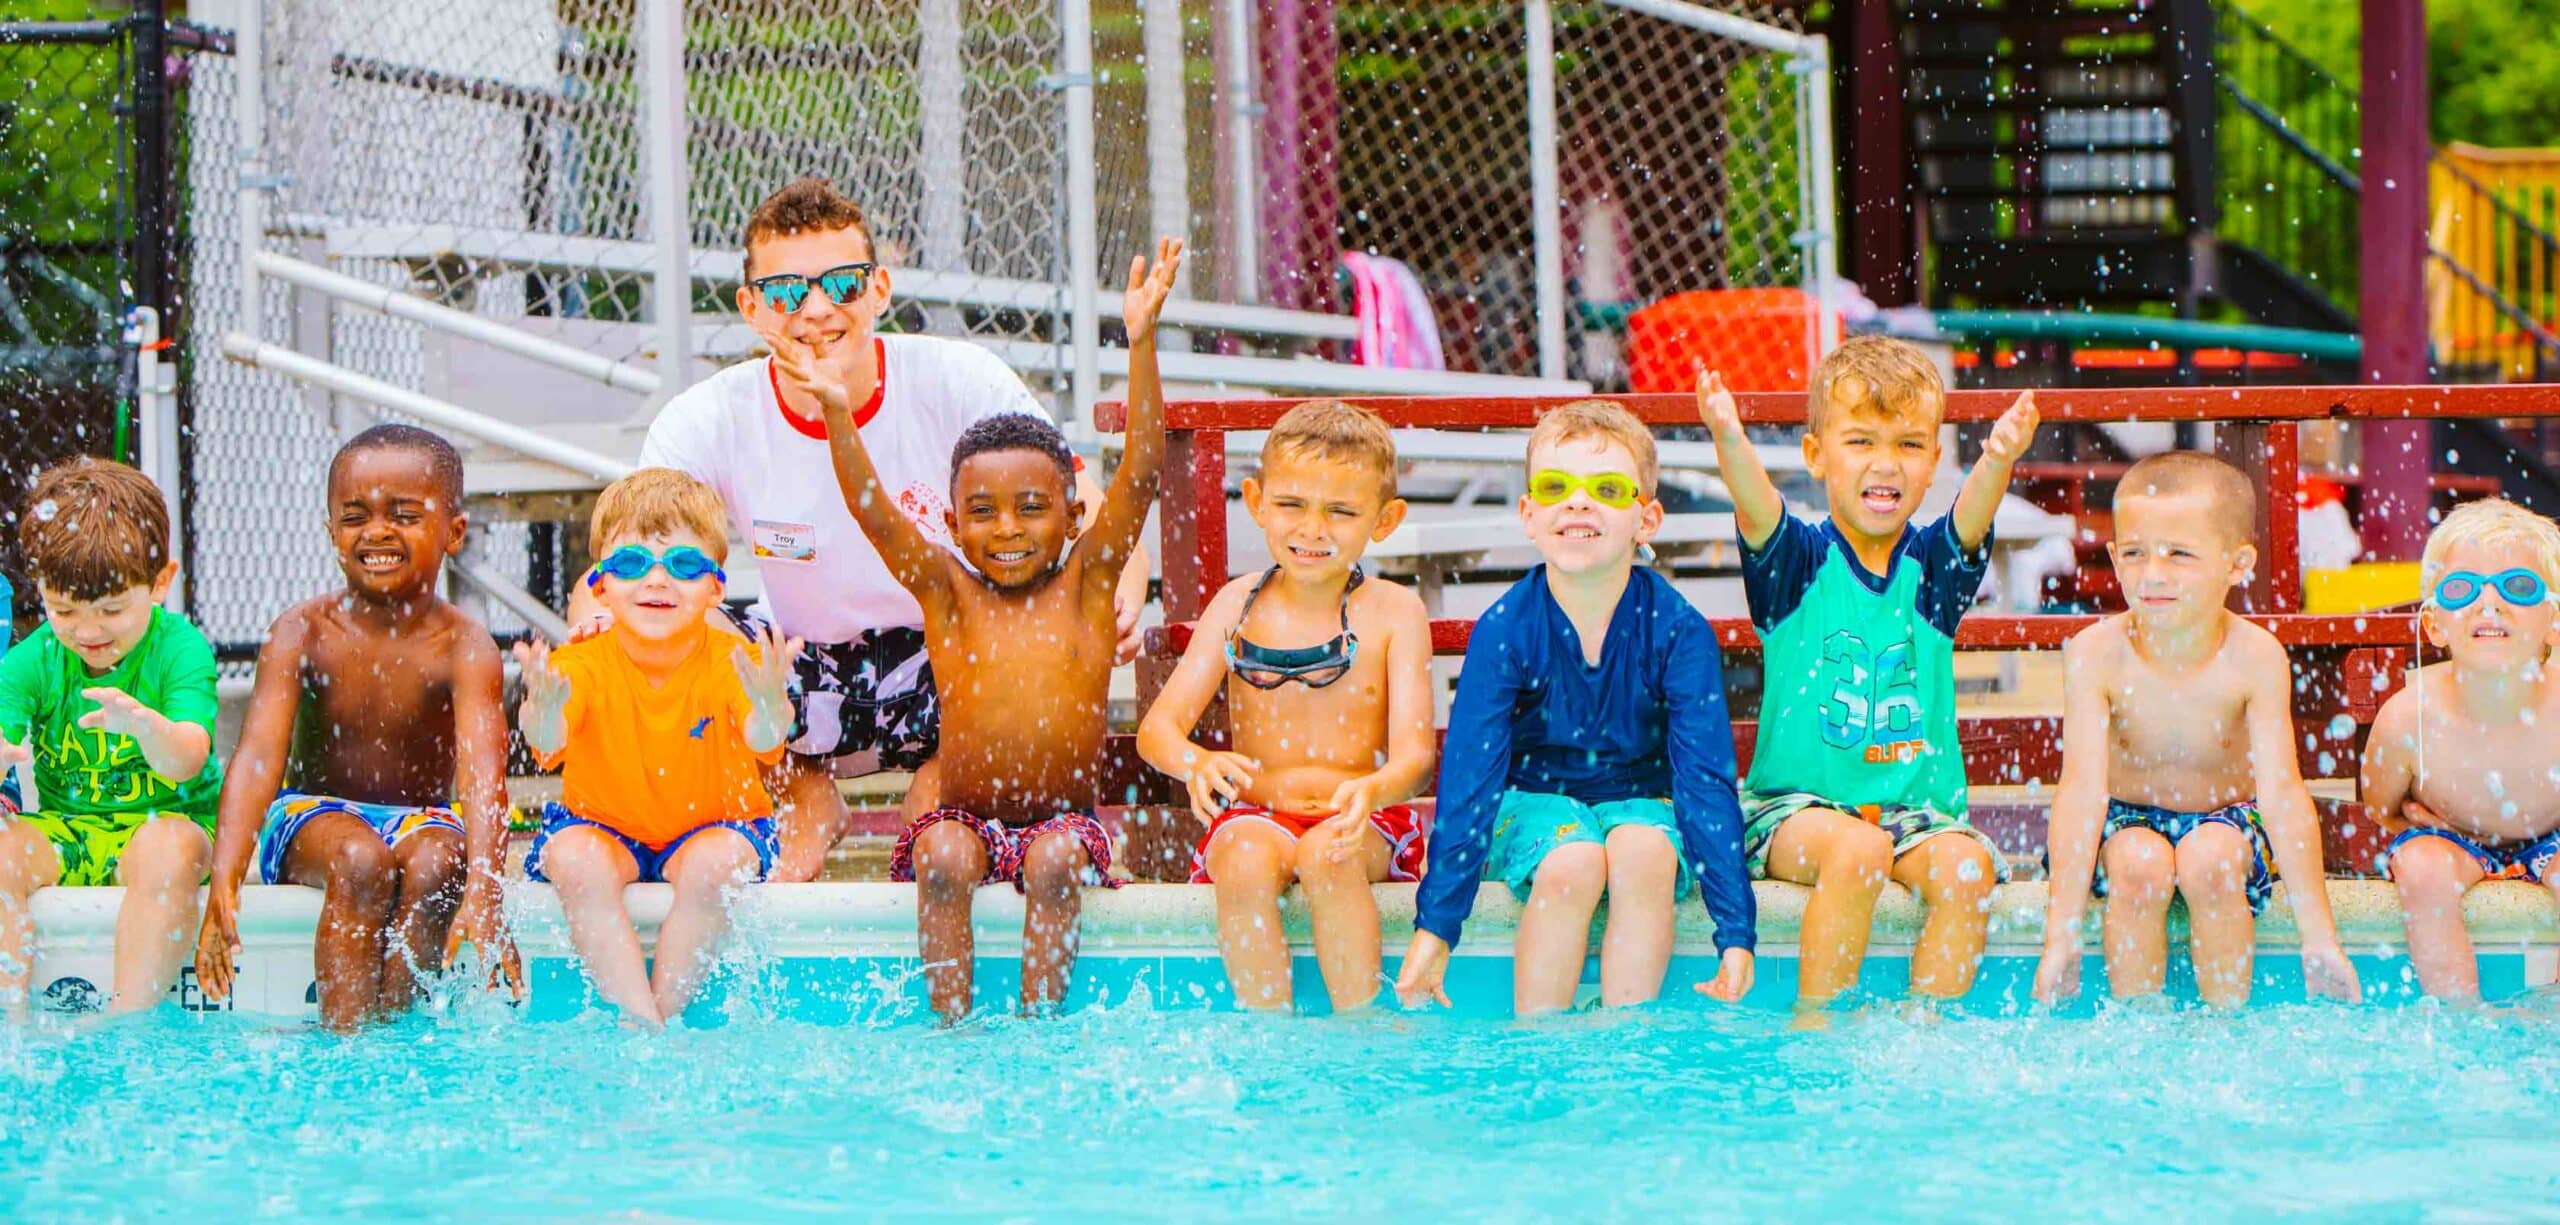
[1801,36,1842,356]
[128,306,186,615]
[920,0,966,336]
[1063,0,1102,424]
[234,0,266,339]
[253,250,664,393]
[1222,0,1259,304]
[1526,0,1566,382]
[1144,0,1192,340]
[641,0,694,401]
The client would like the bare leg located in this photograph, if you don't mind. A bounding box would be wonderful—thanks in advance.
[767,756,849,884]
[280,812,402,1031]
[1512,842,1606,1016]
[1205,820,1298,1011]
[2389,837,2488,1002]
[0,820,63,1018]
[651,828,762,1020]
[1019,830,1090,1016]
[539,826,655,1026]
[1293,822,1394,1014]
[108,817,213,1014]
[378,828,466,1016]
[1892,834,1997,1001]
[2176,824,2258,1008]
[2097,828,2175,1000]
[1597,825,1679,1006]
[911,820,989,1024]
[1764,810,1894,1010]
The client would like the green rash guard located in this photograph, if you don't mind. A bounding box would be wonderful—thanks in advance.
[1740,513,1989,818]
[0,607,222,818]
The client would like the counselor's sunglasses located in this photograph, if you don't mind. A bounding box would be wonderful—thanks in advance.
[588,544,726,587]
[1527,469,1642,510]
[749,262,876,313]
[2430,567,2550,612]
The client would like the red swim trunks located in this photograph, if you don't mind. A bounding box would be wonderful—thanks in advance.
[1189,803,1427,884]
[888,808,1122,891]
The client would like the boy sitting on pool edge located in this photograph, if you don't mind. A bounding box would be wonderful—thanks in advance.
[2032,452,2360,1008]
[1396,400,1755,1016]
[515,468,799,1027]
[197,425,515,1030]
[781,238,1182,1022]
[1697,338,2032,1017]
[2362,498,2560,1003]
[1138,400,1436,1013]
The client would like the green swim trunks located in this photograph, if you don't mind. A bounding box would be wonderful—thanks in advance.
[1738,790,2009,881]
[1486,790,1690,901]
[9,808,216,887]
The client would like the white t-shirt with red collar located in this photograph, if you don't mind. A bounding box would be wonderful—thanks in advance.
[635,332,1050,644]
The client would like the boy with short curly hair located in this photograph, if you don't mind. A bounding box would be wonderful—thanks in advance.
[0,458,220,1016]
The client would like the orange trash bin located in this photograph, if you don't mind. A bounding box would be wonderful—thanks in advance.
[1624,288,1834,394]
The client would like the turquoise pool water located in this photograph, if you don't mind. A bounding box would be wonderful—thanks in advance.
[6,953,2558,1221]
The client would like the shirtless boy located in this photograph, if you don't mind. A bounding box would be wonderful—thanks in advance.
[1137,401,1435,1012]
[781,238,1182,1021]
[195,426,512,1029]
[2034,452,2361,1007]
[2362,498,2560,1002]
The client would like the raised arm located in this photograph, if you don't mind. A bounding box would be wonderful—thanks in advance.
[2243,632,2362,1002]
[1951,390,2039,551]
[196,614,311,1003]
[1079,239,1185,600]
[1696,368,1786,550]
[774,333,950,597]
[2034,627,2116,1004]
[442,625,521,996]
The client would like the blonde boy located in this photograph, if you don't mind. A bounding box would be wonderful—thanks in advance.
[1396,402,1755,1015]
[2033,453,2361,1007]
[1138,401,1436,1013]
[0,459,219,1016]
[2363,498,2560,1002]
[1697,339,2033,1014]
[514,469,798,1027]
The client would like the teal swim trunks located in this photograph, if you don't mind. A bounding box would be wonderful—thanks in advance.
[1486,790,1689,900]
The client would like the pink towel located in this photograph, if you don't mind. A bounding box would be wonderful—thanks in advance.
[1342,251,1445,371]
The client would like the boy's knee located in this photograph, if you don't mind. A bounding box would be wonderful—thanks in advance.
[324,836,399,897]
[395,832,466,890]
[1917,840,1997,908]
[1533,842,1608,903]
[1821,821,1894,888]
[1602,825,1679,888]
[2387,838,2467,896]
[1022,833,1090,895]
[912,823,989,895]
[1288,831,1364,885]
[2101,834,2175,903]
[2173,826,2251,894]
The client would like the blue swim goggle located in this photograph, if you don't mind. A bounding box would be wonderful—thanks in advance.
[2429,567,2549,612]
[588,544,725,586]
[750,262,874,313]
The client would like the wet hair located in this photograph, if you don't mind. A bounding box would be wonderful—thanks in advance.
[950,412,1076,494]
[1526,399,1659,499]
[742,176,874,281]
[330,423,464,509]
[2115,451,2258,543]
[591,467,732,563]
[1261,399,1399,499]
[1808,335,1945,434]
[2422,497,2560,588]
[19,457,169,601]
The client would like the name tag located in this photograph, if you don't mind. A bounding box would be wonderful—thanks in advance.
[751,519,817,563]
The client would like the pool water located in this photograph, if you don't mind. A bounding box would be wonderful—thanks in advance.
[7,954,2559,1221]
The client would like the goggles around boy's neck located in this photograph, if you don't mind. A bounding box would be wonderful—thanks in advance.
[2428,567,2549,612]
[587,544,725,587]
[1526,469,1643,510]
[749,262,875,313]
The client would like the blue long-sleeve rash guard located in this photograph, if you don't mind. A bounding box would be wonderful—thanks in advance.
[1412,566,1756,953]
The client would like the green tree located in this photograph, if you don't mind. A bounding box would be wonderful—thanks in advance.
[2234,0,2560,147]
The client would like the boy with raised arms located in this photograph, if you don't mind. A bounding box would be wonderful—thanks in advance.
[2032,452,2360,1007]
[1138,400,1436,1013]
[1396,401,1755,1016]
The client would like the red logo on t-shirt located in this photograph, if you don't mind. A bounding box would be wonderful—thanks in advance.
[898,484,954,544]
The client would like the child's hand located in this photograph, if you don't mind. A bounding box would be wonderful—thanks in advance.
[76,688,164,740]
[445,880,524,1002]
[771,333,854,421]
[732,622,804,713]
[512,639,572,727]
[2032,935,2082,1006]
[1318,775,1383,864]
[194,889,242,1003]
[1694,367,1744,437]
[2302,938,2364,1004]
[568,610,613,644]
[1395,930,1453,1009]
[1184,750,1259,824]
[1121,237,1185,347]
[1693,947,1755,1003]
[2399,798,2442,830]
[1981,389,2040,467]
[0,737,29,769]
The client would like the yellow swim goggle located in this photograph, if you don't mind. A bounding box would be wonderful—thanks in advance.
[1527,469,1643,510]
